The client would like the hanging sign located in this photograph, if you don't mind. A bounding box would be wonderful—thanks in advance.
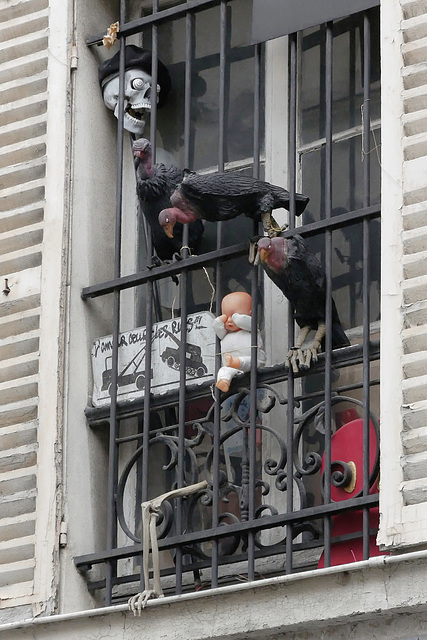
[91,311,216,407]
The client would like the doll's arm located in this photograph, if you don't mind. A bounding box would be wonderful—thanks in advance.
[231,313,252,332]
[212,314,227,340]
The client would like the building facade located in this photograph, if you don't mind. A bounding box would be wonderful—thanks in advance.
[1,0,427,637]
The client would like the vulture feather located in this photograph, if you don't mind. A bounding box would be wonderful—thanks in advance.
[158,172,309,239]
[257,235,350,371]
[133,139,204,262]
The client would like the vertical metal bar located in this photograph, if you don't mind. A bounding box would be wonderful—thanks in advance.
[362,11,372,561]
[248,281,258,582]
[319,25,326,217]
[362,13,371,206]
[182,10,194,249]
[175,278,187,595]
[211,0,228,590]
[186,11,196,169]
[324,24,333,220]
[105,0,127,606]
[362,13,371,207]
[348,24,357,326]
[212,312,222,593]
[218,0,227,172]
[184,13,195,168]
[150,0,159,163]
[252,43,261,180]
[139,292,153,595]
[349,25,356,210]
[174,7,195,595]
[138,0,159,594]
[138,1,162,323]
[285,32,297,576]
[247,41,262,583]
[322,21,333,570]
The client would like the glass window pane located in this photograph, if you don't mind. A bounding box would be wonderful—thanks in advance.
[300,131,381,221]
[142,0,263,170]
[300,9,380,145]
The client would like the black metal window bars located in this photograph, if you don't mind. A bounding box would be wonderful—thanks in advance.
[77,0,381,606]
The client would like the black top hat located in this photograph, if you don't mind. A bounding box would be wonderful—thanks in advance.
[98,45,171,108]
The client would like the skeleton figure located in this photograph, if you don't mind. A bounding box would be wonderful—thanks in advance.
[102,69,160,134]
[128,480,208,615]
[98,45,171,135]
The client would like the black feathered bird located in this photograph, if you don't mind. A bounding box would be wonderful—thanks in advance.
[257,235,350,371]
[158,172,309,239]
[133,139,204,262]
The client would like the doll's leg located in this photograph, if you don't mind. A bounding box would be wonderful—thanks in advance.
[216,365,237,392]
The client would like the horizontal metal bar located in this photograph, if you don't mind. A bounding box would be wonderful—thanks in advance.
[81,205,379,300]
[85,523,381,592]
[86,0,223,46]
[287,203,380,239]
[74,493,379,569]
[107,378,380,447]
[85,341,379,427]
[81,242,248,299]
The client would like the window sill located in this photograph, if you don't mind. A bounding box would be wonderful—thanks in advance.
[4,549,427,639]
[85,340,380,427]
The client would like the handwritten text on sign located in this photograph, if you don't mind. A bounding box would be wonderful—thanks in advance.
[91,312,216,406]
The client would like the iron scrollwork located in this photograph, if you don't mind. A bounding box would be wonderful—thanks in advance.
[115,385,379,566]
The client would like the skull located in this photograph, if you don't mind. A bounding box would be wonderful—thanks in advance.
[102,68,161,134]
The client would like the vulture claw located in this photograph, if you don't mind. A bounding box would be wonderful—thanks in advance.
[147,255,180,285]
[261,211,288,238]
[148,256,163,269]
[285,345,321,373]
[267,223,288,238]
[285,348,304,373]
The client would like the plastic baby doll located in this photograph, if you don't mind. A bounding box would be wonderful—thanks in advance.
[212,291,266,392]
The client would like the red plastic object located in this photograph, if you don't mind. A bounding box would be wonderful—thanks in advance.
[318,418,384,567]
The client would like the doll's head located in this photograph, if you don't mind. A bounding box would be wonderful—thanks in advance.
[221,292,252,332]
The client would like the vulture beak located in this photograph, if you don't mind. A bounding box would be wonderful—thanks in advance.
[259,248,267,264]
[163,221,175,238]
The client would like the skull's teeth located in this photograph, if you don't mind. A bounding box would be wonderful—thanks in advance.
[127,105,151,119]
[127,108,143,119]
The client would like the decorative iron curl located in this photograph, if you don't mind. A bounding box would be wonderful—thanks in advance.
[182,510,242,561]
[221,483,240,504]
[217,512,242,556]
[220,385,287,426]
[204,421,288,523]
[297,451,323,477]
[293,395,379,497]
[201,470,229,507]
[257,479,270,496]
[116,428,206,543]
[330,460,354,488]
[261,424,287,476]
[275,470,287,492]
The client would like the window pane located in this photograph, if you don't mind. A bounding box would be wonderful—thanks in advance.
[300,226,380,332]
[300,130,381,221]
[142,0,263,170]
[300,9,380,145]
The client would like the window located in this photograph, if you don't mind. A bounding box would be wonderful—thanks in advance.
[77,0,381,605]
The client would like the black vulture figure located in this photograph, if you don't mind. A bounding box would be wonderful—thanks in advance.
[133,139,204,262]
[256,235,350,372]
[158,172,309,239]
